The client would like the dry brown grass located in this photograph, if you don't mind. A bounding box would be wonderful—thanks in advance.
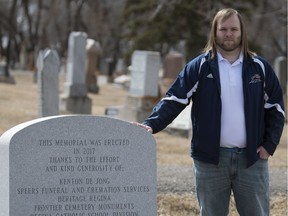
[0,71,287,215]
[155,130,287,216]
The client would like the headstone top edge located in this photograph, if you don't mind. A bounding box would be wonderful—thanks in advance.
[133,50,160,56]
[0,115,61,144]
[70,31,87,37]
[0,115,155,144]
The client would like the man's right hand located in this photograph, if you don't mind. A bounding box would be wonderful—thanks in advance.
[132,122,153,133]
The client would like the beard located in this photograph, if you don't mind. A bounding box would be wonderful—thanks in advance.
[216,38,241,52]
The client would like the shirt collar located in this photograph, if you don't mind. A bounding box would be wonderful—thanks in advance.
[217,51,243,65]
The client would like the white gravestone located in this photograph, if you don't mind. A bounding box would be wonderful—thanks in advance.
[0,115,157,216]
[37,49,60,117]
[274,56,287,119]
[129,51,161,97]
[65,32,88,97]
[61,32,92,114]
[115,51,161,122]
[274,56,287,94]
[166,104,192,138]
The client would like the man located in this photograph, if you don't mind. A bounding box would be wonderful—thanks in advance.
[134,8,285,215]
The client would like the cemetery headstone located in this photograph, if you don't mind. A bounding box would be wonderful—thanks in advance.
[19,43,28,70]
[161,51,184,96]
[114,58,127,75]
[0,115,157,216]
[37,49,60,117]
[0,62,6,76]
[117,51,161,122]
[106,57,115,83]
[86,39,102,94]
[162,51,184,79]
[0,62,15,84]
[161,51,191,137]
[166,104,192,138]
[274,56,287,119]
[274,56,287,94]
[129,51,160,97]
[60,32,92,114]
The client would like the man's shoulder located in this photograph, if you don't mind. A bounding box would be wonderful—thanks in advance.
[186,52,211,68]
[250,55,271,66]
[249,55,274,73]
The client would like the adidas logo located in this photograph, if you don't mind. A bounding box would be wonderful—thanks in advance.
[206,73,213,78]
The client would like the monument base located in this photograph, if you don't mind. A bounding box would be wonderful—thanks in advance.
[64,83,87,97]
[118,106,153,123]
[60,95,92,114]
[110,95,160,122]
[126,95,159,109]
[105,106,152,123]
[87,84,100,94]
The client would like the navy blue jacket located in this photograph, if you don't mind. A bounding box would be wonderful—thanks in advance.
[143,52,285,167]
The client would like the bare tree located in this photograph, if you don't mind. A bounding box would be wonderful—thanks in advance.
[0,0,285,74]
[0,0,19,76]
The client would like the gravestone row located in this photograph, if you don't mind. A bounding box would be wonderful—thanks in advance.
[37,39,287,135]
[37,32,102,117]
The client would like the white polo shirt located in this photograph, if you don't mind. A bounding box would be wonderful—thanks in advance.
[218,52,247,148]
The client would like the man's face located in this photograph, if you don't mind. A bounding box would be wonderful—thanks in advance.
[216,14,242,52]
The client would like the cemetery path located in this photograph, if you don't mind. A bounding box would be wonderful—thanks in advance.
[157,165,287,196]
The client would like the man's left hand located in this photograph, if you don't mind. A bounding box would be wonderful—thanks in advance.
[257,146,270,160]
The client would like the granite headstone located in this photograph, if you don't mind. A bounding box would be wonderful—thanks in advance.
[60,32,92,114]
[116,51,161,122]
[129,51,160,97]
[166,104,192,138]
[274,56,287,94]
[86,39,102,94]
[37,49,60,117]
[0,115,157,216]
[274,56,287,119]
[161,51,184,97]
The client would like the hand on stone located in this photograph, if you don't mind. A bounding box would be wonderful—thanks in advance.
[132,122,153,133]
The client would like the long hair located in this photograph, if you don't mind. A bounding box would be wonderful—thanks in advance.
[202,8,255,59]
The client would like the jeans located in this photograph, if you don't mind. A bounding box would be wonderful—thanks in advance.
[193,148,269,216]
